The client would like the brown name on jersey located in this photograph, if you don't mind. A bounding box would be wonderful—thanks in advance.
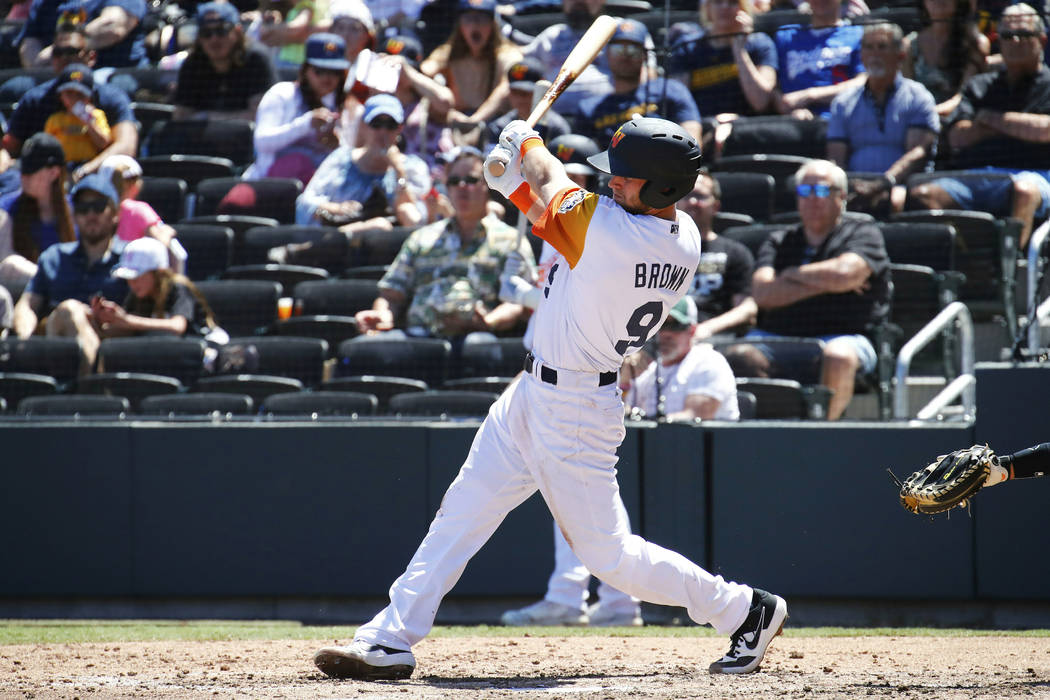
[634,263,690,292]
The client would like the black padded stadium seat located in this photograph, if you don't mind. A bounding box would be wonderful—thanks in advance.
[354,225,416,267]
[712,212,754,233]
[130,101,175,149]
[752,8,809,35]
[148,118,255,167]
[736,390,757,420]
[238,224,339,267]
[390,389,499,419]
[458,337,527,379]
[710,154,812,213]
[97,336,207,387]
[139,392,254,417]
[75,372,182,410]
[18,394,130,417]
[293,279,379,316]
[857,5,922,33]
[222,336,329,387]
[337,336,452,386]
[443,376,513,394]
[180,215,278,259]
[721,116,827,160]
[0,336,81,387]
[322,375,427,414]
[195,177,303,224]
[174,223,234,280]
[889,263,962,376]
[261,390,378,417]
[734,378,812,419]
[711,172,775,222]
[715,336,826,386]
[878,222,957,271]
[342,265,389,280]
[222,263,328,289]
[768,210,874,225]
[196,279,282,336]
[195,374,303,406]
[139,176,188,224]
[270,316,359,352]
[140,155,237,189]
[0,65,51,96]
[0,372,58,408]
[115,68,179,102]
[719,223,787,259]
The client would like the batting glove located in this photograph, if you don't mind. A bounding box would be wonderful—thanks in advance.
[484,145,525,199]
[500,274,542,309]
[499,119,542,157]
[502,250,533,282]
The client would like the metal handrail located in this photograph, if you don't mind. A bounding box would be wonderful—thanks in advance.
[1028,219,1050,355]
[894,301,975,420]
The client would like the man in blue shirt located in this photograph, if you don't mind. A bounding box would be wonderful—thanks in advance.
[575,19,702,148]
[773,0,866,120]
[18,0,148,69]
[11,172,126,369]
[826,22,939,211]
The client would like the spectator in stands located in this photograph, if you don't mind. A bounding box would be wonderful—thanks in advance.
[295,93,426,229]
[363,0,427,34]
[679,171,757,340]
[243,33,348,183]
[354,147,534,342]
[827,22,939,213]
[902,0,989,117]
[325,0,374,69]
[772,0,867,119]
[733,159,890,420]
[17,0,148,69]
[89,236,217,341]
[0,134,75,297]
[43,64,113,168]
[668,0,779,119]
[0,19,91,103]
[248,0,323,70]
[10,172,127,370]
[521,0,615,118]
[908,4,1050,251]
[486,56,573,148]
[100,155,176,252]
[420,0,523,142]
[387,34,459,174]
[576,19,702,147]
[172,2,277,122]
[4,59,136,180]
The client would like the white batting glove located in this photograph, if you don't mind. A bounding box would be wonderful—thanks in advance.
[483,145,526,199]
[499,119,541,154]
[502,249,531,280]
[500,274,542,309]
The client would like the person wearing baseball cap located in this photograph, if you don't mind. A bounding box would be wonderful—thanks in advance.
[44,64,113,167]
[243,32,349,182]
[486,56,572,148]
[10,170,127,369]
[172,1,277,121]
[327,0,375,60]
[575,18,702,150]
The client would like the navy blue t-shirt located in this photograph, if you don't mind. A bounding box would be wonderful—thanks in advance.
[18,0,148,67]
[669,31,778,117]
[8,77,134,145]
[26,239,128,312]
[574,78,701,149]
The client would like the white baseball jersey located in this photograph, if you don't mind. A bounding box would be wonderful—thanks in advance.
[628,344,740,420]
[530,189,703,373]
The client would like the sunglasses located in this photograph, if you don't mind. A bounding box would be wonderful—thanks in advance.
[446,175,481,187]
[368,117,399,131]
[796,183,838,198]
[52,45,85,57]
[1000,29,1041,41]
[198,23,233,39]
[609,42,645,58]
[74,198,109,215]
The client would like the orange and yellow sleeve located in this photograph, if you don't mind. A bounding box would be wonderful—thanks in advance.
[532,187,599,269]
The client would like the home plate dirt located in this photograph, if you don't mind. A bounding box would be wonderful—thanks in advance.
[3,635,1050,698]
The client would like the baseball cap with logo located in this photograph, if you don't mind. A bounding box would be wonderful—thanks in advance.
[666,296,698,326]
[305,32,351,70]
[20,133,66,174]
[458,0,497,16]
[507,57,545,91]
[196,1,239,24]
[362,93,404,125]
[611,18,649,45]
[112,236,170,279]
[380,34,423,67]
[56,63,94,97]
[71,172,119,208]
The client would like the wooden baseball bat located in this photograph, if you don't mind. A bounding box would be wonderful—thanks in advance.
[488,14,619,177]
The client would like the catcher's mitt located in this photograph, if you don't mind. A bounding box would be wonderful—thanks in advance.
[898,444,998,515]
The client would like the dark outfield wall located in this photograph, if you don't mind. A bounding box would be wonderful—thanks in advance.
[1,363,1046,601]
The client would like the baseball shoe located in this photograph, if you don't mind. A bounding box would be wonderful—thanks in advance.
[708,588,787,675]
[500,600,588,626]
[587,601,643,627]
[314,640,415,680]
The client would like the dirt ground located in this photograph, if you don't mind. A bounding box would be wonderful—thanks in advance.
[4,635,1050,699]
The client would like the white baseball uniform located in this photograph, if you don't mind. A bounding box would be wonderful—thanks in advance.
[353,188,753,652]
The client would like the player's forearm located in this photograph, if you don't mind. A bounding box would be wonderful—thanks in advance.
[1002,442,1050,479]
[522,146,577,209]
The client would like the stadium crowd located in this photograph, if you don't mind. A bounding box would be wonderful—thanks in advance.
[0,0,1046,420]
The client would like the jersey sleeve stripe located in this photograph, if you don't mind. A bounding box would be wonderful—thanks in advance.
[532,187,597,269]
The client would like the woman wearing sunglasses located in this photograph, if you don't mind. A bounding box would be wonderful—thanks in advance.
[244,33,349,183]
[172,2,278,122]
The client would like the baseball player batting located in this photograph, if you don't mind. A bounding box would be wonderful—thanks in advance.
[313,116,788,680]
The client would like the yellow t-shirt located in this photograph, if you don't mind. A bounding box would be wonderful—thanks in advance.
[43,108,111,164]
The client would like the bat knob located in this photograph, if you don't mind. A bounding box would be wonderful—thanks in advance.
[486,158,507,178]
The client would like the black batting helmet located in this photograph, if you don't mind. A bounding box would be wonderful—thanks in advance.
[549,134,600,177]
[587,116,701,209]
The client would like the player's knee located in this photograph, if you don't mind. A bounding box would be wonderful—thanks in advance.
[573,533,637,582]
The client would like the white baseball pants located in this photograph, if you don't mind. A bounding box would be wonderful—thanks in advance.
[354,372,752,650]
[547,519,638,613]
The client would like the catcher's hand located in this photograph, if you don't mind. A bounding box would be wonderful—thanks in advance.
[897,444,1003,515]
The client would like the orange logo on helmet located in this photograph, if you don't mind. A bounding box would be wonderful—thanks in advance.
[610,126,626,148]
[555,144,575,161]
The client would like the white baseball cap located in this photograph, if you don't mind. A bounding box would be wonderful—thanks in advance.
[112,237,170,279]
[101,154,142,179]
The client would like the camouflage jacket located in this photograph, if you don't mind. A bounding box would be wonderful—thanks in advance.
[378,216,536,337]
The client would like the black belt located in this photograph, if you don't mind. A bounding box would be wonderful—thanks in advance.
[524,352,616,387]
